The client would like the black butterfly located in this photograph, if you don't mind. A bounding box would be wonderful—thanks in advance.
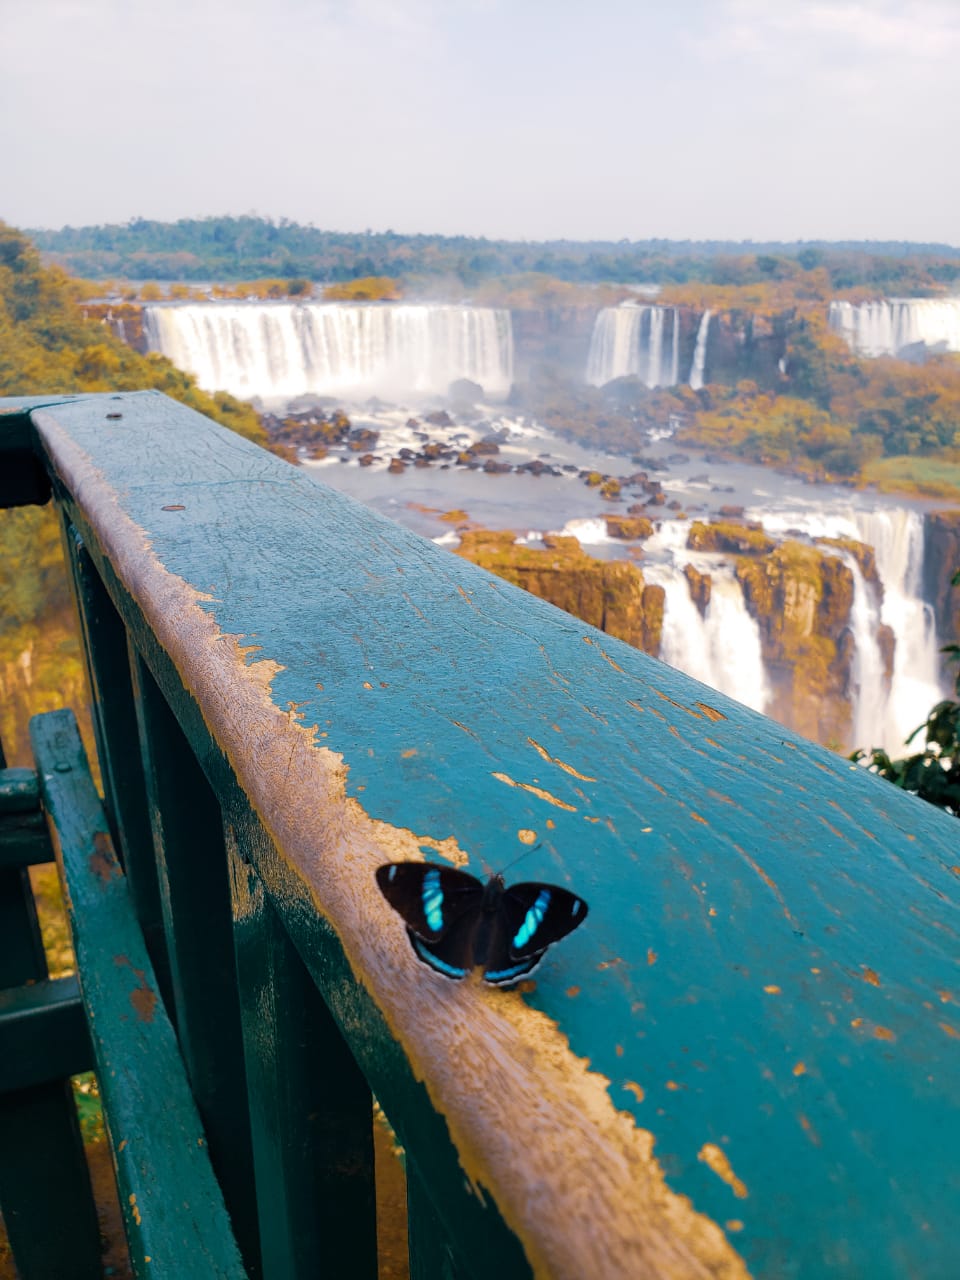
[376,861,588,986]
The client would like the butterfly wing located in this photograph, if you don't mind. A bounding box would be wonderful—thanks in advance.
[376,862,487,980]
[483,882,589,986]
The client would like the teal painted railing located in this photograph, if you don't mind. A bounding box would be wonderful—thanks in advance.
[1,390,958,1279]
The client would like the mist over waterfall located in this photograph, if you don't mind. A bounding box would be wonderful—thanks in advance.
[143,303,514,400]
[586,305,682,387]
[828,298,960,357]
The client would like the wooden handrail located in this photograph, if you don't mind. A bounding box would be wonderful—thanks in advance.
[3,390,959,1278]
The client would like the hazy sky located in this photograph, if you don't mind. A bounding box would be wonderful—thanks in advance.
[2,0,958,243]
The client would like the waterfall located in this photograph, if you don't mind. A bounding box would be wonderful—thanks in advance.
[142,303,515,400]
[852,508,942,751]
[828,298,960,357]
[749,505,943,751]
[844,558,890,749]
[586,306,682,387]
[689,310,711,390]
[640,521,769,712]
[643,561,769,713]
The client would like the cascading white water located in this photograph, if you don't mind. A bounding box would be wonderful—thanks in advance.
[843,557,890,749]
[643,561,769,713]
[639,520,769,712]
[748,505,943,751]
[852,508,943,750]
[689,310,711,390]
[828,298,960,357]
[586,305,683,387]
[143,303,515,400]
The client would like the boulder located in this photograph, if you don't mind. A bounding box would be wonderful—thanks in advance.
[605,516,654,540]
[688,520,776,555]
[683,565,712,617]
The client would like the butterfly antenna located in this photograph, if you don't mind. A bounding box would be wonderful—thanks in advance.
[498,842,542,876]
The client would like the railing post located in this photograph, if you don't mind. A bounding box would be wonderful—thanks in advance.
[227,811,378,1279]
[0,752,101,1280]
[126,645,261,1275]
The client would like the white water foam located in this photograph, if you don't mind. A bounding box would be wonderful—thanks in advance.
[547,517,613,546]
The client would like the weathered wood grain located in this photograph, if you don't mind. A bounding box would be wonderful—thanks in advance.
[23,389,960,1279]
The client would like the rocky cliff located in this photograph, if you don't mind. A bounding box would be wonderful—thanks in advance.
[924,509,960,643]
[704,309,790,391]
[456,530,664,656]
[735,540,856,747]
[511,307,599,383]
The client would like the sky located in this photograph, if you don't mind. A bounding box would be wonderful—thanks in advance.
[2,0,958,244]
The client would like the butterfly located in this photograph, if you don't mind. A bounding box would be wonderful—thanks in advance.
[376,861,588,986]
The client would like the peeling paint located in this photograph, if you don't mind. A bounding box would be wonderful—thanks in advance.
[694,703,727,722]
[128,1193,142,1226]
[112,954,158,1022]
[698,1145,748,1199]
[89,830,121,884]
[526,737,597,782]
[491,771,577,812]
[653,690,703,719]
[798,1114,822,1146]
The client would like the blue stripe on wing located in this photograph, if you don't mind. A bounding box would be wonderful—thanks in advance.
[484,954,543,985]
[512,888,551,949]
[411,932,469,979]
[422,867,445,934]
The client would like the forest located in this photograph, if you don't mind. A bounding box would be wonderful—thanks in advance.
[28,214,960,293]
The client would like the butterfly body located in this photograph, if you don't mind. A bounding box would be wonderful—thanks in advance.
[376,862,588,986]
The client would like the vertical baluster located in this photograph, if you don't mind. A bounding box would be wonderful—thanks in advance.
[127,646,261,1276]
[58,521,171,1004]
[406,1163,462,1280]
[226,813,378,1279]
